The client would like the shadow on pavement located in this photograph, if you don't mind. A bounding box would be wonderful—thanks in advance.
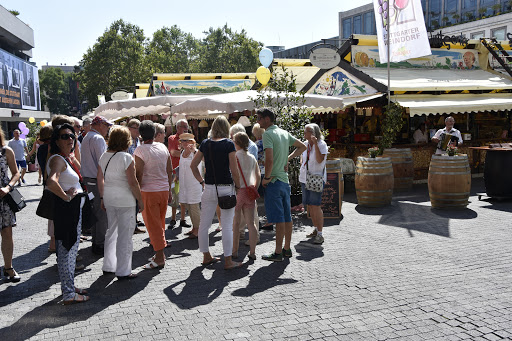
[164,263,249,309]
[294,240,324,262]
[0,265,158,341]
[231,261,296,297]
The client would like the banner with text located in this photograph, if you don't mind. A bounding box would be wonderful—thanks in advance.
[373,0,431,63]
[0,49,40,110]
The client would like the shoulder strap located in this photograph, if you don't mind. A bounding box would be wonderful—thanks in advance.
[208,140,220,197]
[103,151,119,178]
[236,156,248,188]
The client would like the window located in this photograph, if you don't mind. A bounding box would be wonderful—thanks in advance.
[462,0,477,9]
[353,15,362,34]
[343,18,352,39]
[363,12,375,35]
[444,0,458,14]
[491,27,506,41]
[471,31,485,39]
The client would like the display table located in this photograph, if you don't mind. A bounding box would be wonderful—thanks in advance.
[470,145,512,199]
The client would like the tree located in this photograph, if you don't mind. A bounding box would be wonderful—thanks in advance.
[146,25,199,73]
[452,13,460,24]
[252,66,314,195]
[9,10,19,16]
[195,25,262,73]
[76,19,150,108]
[442,16,450,26]
[492,3,501,15]
[39,67,70,115]
[478,7,487,18]
[464,11,474,21]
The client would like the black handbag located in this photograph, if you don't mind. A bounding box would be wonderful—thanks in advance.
[36,189,56,219]
[3,188,26,213]
[209,140,237,209]
[1,147,26,213]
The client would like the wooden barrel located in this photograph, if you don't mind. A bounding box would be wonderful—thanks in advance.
[382,148,414,191]
[355,157,394,207]
[428,155,471,209]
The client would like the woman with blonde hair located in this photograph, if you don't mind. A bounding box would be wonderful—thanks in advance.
[0,127,21,282]
[98,126,143,280]
[191,116,242,269]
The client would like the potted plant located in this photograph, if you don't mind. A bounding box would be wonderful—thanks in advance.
[368,146,379,158]
[446,145,458,156]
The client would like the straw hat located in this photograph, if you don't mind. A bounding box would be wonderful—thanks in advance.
[179,133,195,143]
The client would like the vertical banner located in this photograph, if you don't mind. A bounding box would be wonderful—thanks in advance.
[373,0,431,63]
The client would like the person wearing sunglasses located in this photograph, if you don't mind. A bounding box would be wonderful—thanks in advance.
[46,124,89,304]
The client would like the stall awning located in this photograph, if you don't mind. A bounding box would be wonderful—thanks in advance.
[392,93,512,116]
[357,68,512,92]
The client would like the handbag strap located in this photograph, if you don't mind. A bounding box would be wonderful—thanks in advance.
[60,153,87,192]
[236,156,249,188]
[102,151,119,178]
[305,143,326,178]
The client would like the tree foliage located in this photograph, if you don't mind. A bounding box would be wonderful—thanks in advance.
[147,26,198,73]
[77,19,151,108]
[39,67,70,115]
[378,101,405,153]
[195,25,262,73]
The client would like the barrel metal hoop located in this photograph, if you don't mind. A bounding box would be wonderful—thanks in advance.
[356,172,394,176]
[356,189,393,193]
[428,171,470,175]
[430,191,470,196]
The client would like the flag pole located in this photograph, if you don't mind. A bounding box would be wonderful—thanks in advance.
[387,0,391,107]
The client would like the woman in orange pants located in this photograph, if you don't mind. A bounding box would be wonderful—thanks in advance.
[134,120,173,269]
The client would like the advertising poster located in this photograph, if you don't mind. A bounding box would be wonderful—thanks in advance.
[0,49,40,110]
[373,0,431,63]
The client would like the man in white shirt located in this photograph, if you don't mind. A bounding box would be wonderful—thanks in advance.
[413,123,428,144]
[431,116,463,155]
[8,129,29,186]
[81,116,112,255]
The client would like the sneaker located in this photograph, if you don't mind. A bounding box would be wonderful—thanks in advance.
[168,219,176,229]
[306,230,317,238]
[179,220,191,228]
[21,178,26,184]
[262,252,283,262]
[282,248,293,258]
[313,235,324,244]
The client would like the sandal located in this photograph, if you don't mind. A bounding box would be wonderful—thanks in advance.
[215,226,222,232]
[142,260,164,270]
[117,273,138,280]
[224,261,242,270]
[248,254,256,261]
[201,257,220,266]
[62,293,89,305]
[75,264,85,271]
[75,287,88,295]
[3,267,20,283]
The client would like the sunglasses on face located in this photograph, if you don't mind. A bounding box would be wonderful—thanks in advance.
[60,133,76,140]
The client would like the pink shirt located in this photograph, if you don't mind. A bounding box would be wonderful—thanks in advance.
[134,142,170,192]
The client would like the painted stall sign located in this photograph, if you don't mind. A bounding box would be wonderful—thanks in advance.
[309,66,377,97]
[154,79,253,95]
[352,46,479,70]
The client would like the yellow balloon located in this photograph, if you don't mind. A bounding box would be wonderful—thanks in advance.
[40,120,46,127]
[28,117,35,123]
[256,66,271,86]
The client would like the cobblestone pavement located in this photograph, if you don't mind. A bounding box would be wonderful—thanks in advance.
[1,171,511,340]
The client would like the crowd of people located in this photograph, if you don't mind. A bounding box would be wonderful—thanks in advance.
[0,108,331,305]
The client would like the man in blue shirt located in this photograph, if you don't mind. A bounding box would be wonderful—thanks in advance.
[8,129,29,186]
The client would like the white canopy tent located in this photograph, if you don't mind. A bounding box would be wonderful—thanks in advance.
[94,94,201,120]
[170,90,344,117]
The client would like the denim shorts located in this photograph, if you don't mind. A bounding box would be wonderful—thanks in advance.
[301,182,323,206]
[16,160,27,169]
[264,180,291,223]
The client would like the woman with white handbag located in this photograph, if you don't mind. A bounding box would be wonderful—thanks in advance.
[299,124,327,245]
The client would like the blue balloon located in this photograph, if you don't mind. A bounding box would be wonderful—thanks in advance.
[259,48,274,68]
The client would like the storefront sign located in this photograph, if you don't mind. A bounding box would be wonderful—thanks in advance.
[0,49,40,110]
[429,31,469,50]
[309,48,341,69]
[154,79,253,95]
[352,46,479,70]
[373,0,431,63]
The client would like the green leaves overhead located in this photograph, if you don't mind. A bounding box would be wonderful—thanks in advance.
[76,20,263,108]
[38,67,71,115]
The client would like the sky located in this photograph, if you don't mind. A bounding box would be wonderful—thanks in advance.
[1,0,372,69]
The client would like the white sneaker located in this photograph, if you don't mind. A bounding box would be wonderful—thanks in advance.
[313,235,324,244]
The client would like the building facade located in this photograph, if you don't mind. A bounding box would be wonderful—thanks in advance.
[0,5,50,135]
[339,0,512,41]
